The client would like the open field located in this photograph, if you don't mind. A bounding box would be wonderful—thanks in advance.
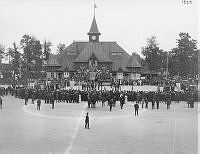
[0,96,198,154]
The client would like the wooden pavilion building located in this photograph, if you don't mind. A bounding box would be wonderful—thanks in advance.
[46,15,143,85]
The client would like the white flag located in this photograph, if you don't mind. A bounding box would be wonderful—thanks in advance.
[94,3,97,8]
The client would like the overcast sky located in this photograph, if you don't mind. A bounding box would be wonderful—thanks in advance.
[0,0,198,56]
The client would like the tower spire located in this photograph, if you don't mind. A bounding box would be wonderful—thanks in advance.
[88,1,100,42]
[88,16,100,35]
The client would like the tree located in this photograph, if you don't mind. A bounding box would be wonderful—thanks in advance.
[0,44,5,63]
[11,42,21,82]
[20,34,43,80]
[43,40,52,63]
[57,43,66,54]
[5,47,14,64]
[169,32,198,78]
[141,36,165,72]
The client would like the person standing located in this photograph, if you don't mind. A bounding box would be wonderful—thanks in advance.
[120,94,125,109]
[134,102,139,116]
[156,99,160,109]
[24,94,28,105]
[166,92,171,109]
[167,100,171,109]
[85,112,89,129]
[141,97,145,109]
[87,92,91,108]
[145,97,148,109]
[37,99,41,111]
[155,92,160,109]
[31,92,35,104]
[152,99,155,109]
[51,94,55,109]
[0,96,2,109]
[109,98,113,111]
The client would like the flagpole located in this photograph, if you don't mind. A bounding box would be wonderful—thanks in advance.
[94,0,95,16]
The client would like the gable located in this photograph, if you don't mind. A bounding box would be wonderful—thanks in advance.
[126,54,142,68]
[47,54,61,66]
[74,42,112,62]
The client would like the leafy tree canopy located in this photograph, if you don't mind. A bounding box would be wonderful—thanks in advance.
[169,32,198,78]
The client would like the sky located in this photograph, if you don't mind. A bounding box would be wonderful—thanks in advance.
[0,0,198,57]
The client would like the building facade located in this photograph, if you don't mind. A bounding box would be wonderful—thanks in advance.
[46,15,142,83]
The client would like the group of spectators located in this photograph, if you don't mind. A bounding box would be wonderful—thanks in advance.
[0,81,198,110]
[8,86,198,109]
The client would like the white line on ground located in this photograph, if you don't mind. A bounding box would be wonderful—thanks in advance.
[23,104,147,120]
[65,103,87,154]
[22,104,147,153]
[172,119,177,154]
[23,105,79,120]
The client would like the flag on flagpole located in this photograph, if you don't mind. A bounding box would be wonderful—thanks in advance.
[94,3,97,9]
[93,1,97,16]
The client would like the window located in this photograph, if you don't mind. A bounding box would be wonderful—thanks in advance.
[51,72,54,78]
[64,72,69,78]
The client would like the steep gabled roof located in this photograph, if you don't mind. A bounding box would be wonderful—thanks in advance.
[74,42,112,62]
[53,41,143,72]
[126,53,142,68]
[58,41,132,72]
[64,41,88,55]
[87,16,101,35]
[99,42,125,54]
[118,67,124,72]
[47,54,61,66]
[57,52,76,71]
[111,52,130,72]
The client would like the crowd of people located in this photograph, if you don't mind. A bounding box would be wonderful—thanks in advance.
[0,84,198,129]
[0,84,198,110]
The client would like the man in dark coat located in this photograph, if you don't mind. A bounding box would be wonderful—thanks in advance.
[188,92,194,108]
[0,96,2,109]
[37,99,41,111]
[152,98,155,109]
[87,92,91,108]
[31,92,35,104]
[166,92,171,109]
[109,98,113,111]
[134,102,139,116]
[119,94,125,109]
[85,112,89,129]
[24,93,28,105]
[145,97,148,109]
[141,97,145,109]
[156,99,160,109]
[155,92,160,109]
[50,94,55,109]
